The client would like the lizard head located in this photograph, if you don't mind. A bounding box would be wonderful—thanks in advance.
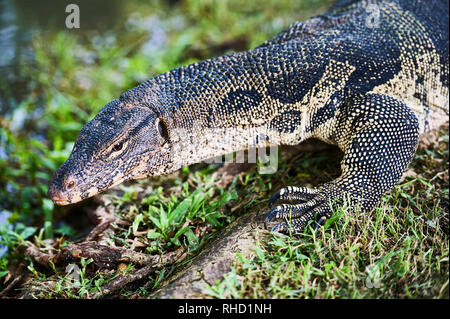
[48,96,172,205]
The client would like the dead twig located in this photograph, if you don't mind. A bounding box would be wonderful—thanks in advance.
[0,263,27,298]
[25,245,55,269]
[86,219,115,241]
[53,242,122,269]
[91,247,186,298]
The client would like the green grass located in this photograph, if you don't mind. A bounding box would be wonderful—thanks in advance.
[104,169,237,253]
[0,0,448,298]
[205,129,449,299]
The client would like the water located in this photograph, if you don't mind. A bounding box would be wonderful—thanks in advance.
[0,210,11,257]
[0,0,130,111]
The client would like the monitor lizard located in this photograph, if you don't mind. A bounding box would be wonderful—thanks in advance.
[48,0,449,234]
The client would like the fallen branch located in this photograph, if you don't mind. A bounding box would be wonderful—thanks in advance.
[56,242,121,268]
[91,247,186,298]
[24,241,188,298]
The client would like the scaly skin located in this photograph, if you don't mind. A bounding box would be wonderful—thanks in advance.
[48,0,449,233]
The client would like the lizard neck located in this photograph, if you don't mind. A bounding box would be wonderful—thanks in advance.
[151,50,288,170]
[138,37,340,172]
[154,51,274,128]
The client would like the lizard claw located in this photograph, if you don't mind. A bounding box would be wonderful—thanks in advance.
[266,203,330,234]
[270,222,289,233]
[267,193,279,208]
[265,184,344,234]
[267,186,319,208]
[265,207,280,224]
[314,216,327,231]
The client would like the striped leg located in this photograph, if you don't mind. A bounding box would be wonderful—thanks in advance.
[265,93,420,234]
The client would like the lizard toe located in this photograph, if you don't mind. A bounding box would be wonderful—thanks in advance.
[268,186,319,208]
[266,198,333,234]
[270,222,290,234]
[265,198,323,226]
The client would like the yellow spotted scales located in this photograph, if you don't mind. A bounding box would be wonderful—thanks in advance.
[49,0,449,233]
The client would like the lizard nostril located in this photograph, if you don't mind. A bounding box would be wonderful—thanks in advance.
[66,179,76,190]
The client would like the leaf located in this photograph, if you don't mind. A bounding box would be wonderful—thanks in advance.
[170,237,181,246]
[149,214,162,230]
[183,228,199,248]
[132,214,144,234]
[255,247,265,261]
[205,212,223,227]
[14,223,37,240]
[159,208,169,231]
[43,199,54,239]
[147,230,162,239]
[190,191,206,214]
[173,226,189,239]
[169,198,192,225]
[324,211,345,229]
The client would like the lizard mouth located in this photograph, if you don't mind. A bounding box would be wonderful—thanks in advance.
[53,199,70,206]
[47,187,72,206]
[50,195,71,206]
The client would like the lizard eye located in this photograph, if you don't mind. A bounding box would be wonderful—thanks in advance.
[157,119,169,142]
[113,142,123,152]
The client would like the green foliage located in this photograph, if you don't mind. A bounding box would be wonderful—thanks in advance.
[0,0,447,299]
[204,128,449,299]
[0,222,37,249]
[206,202,448,298]
[144,188,235,247]
[102,170,238,257]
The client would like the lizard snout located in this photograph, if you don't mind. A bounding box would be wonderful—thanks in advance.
[47,185,69,205]
[48,172,77,206]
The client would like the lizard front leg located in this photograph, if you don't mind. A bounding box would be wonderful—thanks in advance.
[265,93,420,234]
